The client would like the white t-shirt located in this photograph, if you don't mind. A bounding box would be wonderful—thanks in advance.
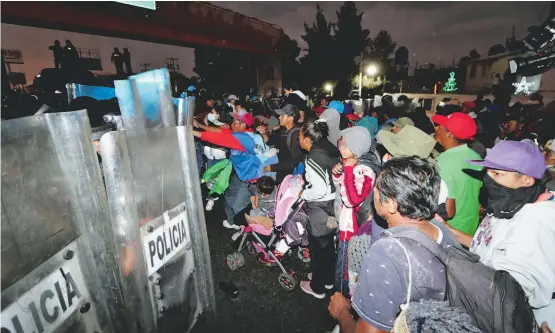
[470,199,555,327]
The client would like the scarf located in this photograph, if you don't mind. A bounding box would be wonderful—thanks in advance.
[483,174,546,219]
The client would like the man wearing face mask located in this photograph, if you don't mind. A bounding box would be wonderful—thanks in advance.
[446,140,555,329]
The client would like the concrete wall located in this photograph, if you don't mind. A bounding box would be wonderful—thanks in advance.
[257,58,282,96]
[465,56,510,92]
[465,53,555,97]
[1,23,196,83]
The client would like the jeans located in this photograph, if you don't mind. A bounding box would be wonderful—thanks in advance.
[224,174,252,224]
[195,141,204,175]
[206,157,225,169]
[335,240,350,297]
[309,233,336,294]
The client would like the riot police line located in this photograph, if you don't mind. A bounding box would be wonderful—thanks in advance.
[1,69,215,333]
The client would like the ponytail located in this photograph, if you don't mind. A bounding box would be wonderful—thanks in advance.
[302,119,329,144]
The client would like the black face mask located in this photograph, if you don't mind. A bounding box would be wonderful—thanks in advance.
[483,174,544,219]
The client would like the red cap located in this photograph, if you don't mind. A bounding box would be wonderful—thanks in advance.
[233,110,255,127]
[346,114,360,121]
[432,112,476,140]
[462,101,476,110]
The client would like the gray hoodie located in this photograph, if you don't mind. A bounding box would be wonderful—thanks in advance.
[319,108,341,147]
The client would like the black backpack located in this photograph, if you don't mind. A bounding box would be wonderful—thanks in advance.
[392,228,538,333]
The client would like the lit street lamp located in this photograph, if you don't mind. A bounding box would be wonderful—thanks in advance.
[358,63,379,97]
[324,83,333,96]
[366,64,378,76]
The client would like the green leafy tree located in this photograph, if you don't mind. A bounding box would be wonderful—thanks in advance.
[372,30,397,61]
[332,1,371,96]
[279,34,301,85]
[299,4,335,89]
[488,44,506,56]
[469,49,481,60]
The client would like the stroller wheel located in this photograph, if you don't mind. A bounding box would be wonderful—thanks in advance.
[278,272,296,291]
[226,252,245,271]
[247,242,257,255]
[297,248,311,263]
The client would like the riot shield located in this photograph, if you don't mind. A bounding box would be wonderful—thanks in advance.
[1,111,128,333]
[66,83,116,103]
[100,125,215,333]
[115,69,177,130]
[174,96,195,126]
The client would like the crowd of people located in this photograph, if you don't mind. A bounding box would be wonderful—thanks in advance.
[3,73,553,332]
[192,84,555,333]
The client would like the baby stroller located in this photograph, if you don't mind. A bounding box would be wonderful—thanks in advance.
[226,174,310,290]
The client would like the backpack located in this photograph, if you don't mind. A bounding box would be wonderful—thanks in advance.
[392,228,538,333]
[230,132,278,182]
[286,127,300,153]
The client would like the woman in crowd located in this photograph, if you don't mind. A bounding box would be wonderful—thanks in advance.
[319,107,341,147]
[297,119,341,299]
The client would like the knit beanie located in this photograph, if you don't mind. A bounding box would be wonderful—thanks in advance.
[356,116,379,138]
[328,100,345,114]
[340,127,372,158]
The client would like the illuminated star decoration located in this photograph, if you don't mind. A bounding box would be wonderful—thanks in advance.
[512,77,534,95]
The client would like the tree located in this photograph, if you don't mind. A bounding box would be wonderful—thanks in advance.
[488,44,506,56]
[372,30,397,61]
[299,4,335,89]
[332,1,371,96]
[469,49,481,60]
[394,46,409,66]
[458,56,471,67]
[279,34,301,85]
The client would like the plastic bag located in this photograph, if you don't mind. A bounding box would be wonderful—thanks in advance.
[202,159,233,195]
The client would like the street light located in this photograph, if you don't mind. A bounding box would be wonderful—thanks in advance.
[366,64,378,76]
[324,83,333,96]
[358,63,379,97]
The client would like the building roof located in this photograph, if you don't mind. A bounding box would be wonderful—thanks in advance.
[465,51,526,64]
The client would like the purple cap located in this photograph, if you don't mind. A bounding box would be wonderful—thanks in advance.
[468,140,546,179]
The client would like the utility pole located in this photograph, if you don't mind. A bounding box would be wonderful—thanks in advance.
[358,50,363,97]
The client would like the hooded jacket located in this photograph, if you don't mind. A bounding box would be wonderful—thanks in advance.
[333,138,379,242]
[319,108,341,147]
[301,139,340,202]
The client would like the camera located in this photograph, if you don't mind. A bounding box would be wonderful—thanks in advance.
[509,16,555,76]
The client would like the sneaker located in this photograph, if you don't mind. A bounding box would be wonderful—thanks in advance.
[223,220,241,230]
[300,281,326,299]
[205,199,215,211]
[307,273,333,290]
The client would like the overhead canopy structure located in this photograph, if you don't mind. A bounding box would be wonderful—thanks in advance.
[1,1,285,55]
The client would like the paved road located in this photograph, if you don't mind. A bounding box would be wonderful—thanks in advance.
[192,197,337,333]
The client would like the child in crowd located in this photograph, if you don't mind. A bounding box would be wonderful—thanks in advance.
[332,126,377,296]
[231,176,276,241]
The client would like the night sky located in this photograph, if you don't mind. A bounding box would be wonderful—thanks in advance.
[214,1,550,66]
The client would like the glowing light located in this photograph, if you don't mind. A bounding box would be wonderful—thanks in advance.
[512,77,534,95]
[366,64,378,76]
[443,72,458,92]
[324,83,333,92]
